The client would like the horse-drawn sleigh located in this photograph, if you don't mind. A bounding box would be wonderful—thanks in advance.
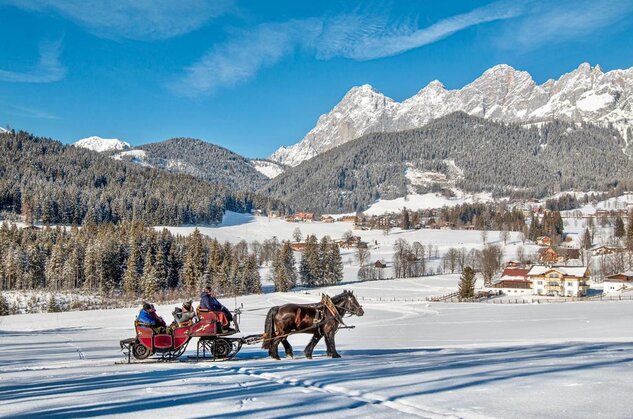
[119,290,364,363]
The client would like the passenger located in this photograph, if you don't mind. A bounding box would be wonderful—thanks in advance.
[137,302,156,326]
[148,304,167,328]
[173,300,197,326]
[199,286,234,331]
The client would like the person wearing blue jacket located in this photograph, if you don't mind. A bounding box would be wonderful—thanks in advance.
[200,286,234,329]
[137,302,157,326]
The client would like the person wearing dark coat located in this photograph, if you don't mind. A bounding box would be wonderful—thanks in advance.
[137,302,156,326]
[200,286,233,325]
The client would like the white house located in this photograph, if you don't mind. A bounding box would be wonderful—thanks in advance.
[603,272,633,295]
[528,266,590,297]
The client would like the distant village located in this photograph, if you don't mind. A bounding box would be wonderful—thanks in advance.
[273,192,633,300]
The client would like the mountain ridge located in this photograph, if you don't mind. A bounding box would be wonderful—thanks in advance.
[271,63,633,166]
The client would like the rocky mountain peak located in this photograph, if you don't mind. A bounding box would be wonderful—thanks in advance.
[271,62,633,167]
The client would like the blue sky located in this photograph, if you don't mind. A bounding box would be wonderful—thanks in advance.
[1,0,633,158]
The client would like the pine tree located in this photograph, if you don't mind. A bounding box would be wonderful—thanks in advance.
[401,207,411,230]
[123,239,140,296]
[0,293,10,316]
[154,244,168,291]
[327,242,343,285]
[182,229,205,292]
[627,212,633,251]
[582,227,592,250]
[300,235,320,287]
[47,294,61,313]
[45,241,65,290]
[142,247,157,299]
[316,236,330,286]
[244,254,262,294]
[615,216,625,238]
[458,266,476,299]
[273,241,297,292]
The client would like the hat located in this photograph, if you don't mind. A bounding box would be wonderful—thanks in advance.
[143,302,151,310]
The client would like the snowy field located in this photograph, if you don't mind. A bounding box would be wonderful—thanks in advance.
[2,277,633,418]
[157,212,539,284]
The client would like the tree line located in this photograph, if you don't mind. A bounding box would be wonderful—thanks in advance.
[0,130,288,226]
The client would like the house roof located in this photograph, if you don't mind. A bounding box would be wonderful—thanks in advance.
[501,268,530,279]
[605,271,633,282]
[527,265,589,277]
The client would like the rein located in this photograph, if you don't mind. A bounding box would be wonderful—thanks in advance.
[334,302,363,317]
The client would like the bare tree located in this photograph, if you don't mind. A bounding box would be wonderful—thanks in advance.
[480,245,503,287]
[500,228,510,246]
[481,229,488,245]
[356,246,371,267]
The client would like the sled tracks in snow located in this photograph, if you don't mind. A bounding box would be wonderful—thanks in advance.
[208,363,458,419]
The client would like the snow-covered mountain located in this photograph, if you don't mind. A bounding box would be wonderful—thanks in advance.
[0,127,8,133]
[73,136,131,153]
[271,63,633,166]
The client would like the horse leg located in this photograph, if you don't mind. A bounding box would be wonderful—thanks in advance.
[304,333,322,359]
[324,330,341,358]
[269,338,282,360]
[281,338,294,359]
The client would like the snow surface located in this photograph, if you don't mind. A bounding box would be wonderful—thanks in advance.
[577,92,614,112]
[4,207,633,417]
[3,278,633,418]
[74,136,130,153]
[364,190,494,215]
[251,160,285,179]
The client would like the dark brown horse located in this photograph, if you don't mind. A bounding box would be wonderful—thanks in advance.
[262,290,364,360]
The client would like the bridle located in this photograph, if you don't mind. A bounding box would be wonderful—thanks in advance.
[334,294,364,317]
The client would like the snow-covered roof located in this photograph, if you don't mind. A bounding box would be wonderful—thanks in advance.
[527,265,589,277]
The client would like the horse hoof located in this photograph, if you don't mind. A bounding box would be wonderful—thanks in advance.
[332,354,341,358]
[286,355,294,359]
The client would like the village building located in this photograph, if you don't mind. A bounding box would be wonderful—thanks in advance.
[374,260,387,269]
[493,266,532,295]
[321,215,335,223]
[339,215,358,223]
[537,247,580,264]
[286,212,314,222]
[603,272,633,295]
[290,242,307,251]
[591,245,625,256]
[528,266,590,297]
[335,235,363,248]
[536,236,552,247]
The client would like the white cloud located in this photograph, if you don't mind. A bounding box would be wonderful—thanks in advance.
[316,1,526,61]
[172,0,633,96]
[504,0,633,50]
[0,39,66,83]
[170,19,323,97]
[3,0,234,41]
[173,2,525,96]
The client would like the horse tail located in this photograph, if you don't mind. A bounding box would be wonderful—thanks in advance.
[262,306,279,350]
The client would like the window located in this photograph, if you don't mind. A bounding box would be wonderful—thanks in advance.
[567,282,573,286]
[537,281,543,285]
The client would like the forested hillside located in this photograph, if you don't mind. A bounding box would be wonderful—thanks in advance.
[262,113,632,213]
[128,137,270,191]
[0,131,287,225]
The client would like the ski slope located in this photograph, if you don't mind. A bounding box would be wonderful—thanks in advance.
[2,277,633,418]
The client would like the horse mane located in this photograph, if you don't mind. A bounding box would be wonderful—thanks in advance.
[330,290,352,305]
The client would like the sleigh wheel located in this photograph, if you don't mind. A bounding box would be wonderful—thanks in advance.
[212,339,232,359]
[132,343,152,360]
